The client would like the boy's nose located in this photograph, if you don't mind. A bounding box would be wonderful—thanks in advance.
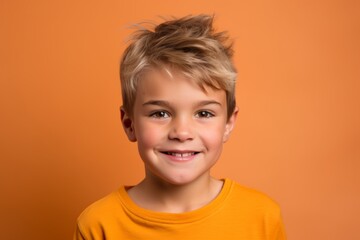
[168,117,194,142]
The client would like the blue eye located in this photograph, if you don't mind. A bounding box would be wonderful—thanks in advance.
[150,111,170,118]
[196,111,214,118]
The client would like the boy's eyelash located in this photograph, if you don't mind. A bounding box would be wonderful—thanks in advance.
[196,110,215,118]
[149,111,170,118]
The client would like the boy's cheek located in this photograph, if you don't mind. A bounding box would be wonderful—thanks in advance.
[135,125,162,146]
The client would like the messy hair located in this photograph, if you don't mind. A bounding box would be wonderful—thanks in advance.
[120,14,237,119]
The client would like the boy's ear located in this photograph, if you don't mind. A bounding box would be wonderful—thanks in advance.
[120,107,137,142]
[223,107,238,143]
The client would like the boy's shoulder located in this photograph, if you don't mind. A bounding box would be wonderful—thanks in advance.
[226,179,282,218]
[232,180,279,203]
[76,190,121,227]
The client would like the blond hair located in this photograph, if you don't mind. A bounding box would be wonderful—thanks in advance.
[120,14,237,119]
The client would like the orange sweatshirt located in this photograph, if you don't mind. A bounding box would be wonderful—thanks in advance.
[74,179,286,240]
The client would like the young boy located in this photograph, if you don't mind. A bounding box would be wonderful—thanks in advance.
[74,15,286,239]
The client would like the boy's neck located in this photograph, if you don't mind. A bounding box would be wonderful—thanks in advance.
[127,175,224,213]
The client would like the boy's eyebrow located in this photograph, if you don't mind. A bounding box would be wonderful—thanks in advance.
[142,100,222,108]
[195,100,222,107]
[142,100,172,108]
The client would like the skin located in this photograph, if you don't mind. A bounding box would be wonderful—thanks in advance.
[121,66,238,213]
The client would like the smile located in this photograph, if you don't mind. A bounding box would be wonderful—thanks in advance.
[164,152,198,157]
[160,151,200,161]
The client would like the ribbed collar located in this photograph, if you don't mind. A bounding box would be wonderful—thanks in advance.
[116,178,234,224]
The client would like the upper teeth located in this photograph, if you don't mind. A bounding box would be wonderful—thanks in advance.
[169,152,194,157]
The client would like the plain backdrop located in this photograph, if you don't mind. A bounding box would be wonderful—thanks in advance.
[1,0,359,239]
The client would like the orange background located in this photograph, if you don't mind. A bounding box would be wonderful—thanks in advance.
[1,0,359,239]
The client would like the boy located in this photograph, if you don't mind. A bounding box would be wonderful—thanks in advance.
[74,15,286,239]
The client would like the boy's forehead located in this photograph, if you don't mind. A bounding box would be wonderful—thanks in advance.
[138,65,220,94]
[138,67,199,93]
[135,67,226,105]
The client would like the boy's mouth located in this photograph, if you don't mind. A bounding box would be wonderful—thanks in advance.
[160,151,200,157]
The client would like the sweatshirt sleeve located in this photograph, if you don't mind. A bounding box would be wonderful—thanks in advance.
[73,222,86,240]
[270,212,287,240]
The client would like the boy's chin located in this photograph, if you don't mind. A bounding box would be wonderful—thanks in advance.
[148,172,211,187]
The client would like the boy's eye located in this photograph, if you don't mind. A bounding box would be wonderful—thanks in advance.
[150,111,170,118]
[196,111,214,118]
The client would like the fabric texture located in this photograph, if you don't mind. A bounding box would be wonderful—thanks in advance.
[74,179,286,240]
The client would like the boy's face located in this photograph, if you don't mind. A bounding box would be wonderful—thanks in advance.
[122,67,237,186]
